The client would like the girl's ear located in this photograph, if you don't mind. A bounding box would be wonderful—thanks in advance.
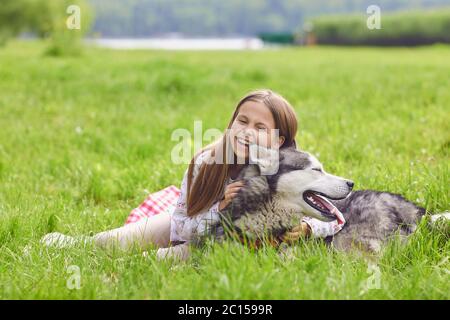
[249,144,279,176]
[278,135,285,147]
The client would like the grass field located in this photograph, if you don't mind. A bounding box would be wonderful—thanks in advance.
[0,40,449,299]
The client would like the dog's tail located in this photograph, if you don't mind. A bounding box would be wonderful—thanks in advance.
[429,211,450,224]
[426,212,450,237]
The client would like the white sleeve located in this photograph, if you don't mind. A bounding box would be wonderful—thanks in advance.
[302,216,345,238]
[170,151,222,243]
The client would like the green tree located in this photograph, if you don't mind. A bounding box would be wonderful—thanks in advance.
[29,0,93,55]
[0,0,93,55]
[0,0,33,45]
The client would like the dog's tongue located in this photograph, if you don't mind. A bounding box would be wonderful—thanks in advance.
[330,206,345,225]
[315,194,346,225]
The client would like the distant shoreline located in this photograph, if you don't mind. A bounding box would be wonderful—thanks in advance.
[85,37,265,50]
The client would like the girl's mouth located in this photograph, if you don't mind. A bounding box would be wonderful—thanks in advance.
[236,137,250,148]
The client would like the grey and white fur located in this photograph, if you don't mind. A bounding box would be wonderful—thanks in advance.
[200,146,444,253]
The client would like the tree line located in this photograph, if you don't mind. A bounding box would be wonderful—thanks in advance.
[88,0,450,37]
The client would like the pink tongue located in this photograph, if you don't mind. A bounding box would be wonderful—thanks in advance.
[316,195,346,225]
[330,207,345,225]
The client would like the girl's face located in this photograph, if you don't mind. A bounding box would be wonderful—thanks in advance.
[229,101,285,160]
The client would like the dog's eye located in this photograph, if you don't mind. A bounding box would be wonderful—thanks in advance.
[312,168,323,172]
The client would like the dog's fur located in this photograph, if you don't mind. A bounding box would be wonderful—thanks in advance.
[200,146,427,253]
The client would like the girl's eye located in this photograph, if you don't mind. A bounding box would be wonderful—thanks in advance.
[238,119,247,124]
[312,168,323,172]
[257,126,267,131]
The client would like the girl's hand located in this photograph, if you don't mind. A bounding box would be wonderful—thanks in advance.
[219,181,245,211]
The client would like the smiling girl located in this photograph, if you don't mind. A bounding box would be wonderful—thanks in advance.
[42,89,343,260]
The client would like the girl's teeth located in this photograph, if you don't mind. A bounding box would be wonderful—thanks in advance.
[237,138,248,145]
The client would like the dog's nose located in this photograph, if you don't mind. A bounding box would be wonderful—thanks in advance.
[346,180,354,189]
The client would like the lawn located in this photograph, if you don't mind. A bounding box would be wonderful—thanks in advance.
[0,40,448,299]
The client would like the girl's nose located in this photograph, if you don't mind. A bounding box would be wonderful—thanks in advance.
[241,129,257,141]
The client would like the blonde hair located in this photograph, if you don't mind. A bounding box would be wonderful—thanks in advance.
[186,89,298,216]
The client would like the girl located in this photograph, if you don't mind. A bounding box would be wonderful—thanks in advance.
[42,89,344,260]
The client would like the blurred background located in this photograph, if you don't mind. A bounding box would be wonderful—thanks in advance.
[1,0,450,53]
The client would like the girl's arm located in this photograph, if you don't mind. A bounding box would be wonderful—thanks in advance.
[170,151,222,243]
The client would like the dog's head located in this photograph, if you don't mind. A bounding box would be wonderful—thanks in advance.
[248,146,353,222]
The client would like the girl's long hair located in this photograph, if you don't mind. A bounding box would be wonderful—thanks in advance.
[186,89,298,216]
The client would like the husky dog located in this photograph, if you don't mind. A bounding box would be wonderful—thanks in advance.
[212,146,432,253]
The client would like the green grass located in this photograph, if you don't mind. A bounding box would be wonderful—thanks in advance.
[0,40,449,299]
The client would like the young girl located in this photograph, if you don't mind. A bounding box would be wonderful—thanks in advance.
[42,89,344,260]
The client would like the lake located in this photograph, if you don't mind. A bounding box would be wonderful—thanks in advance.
[87,38,265,50]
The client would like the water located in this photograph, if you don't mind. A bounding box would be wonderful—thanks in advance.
[86,37,265,50]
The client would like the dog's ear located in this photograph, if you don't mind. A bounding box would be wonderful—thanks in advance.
[249,144,279,176]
